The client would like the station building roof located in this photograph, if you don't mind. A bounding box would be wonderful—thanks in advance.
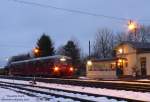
[116,41,150,53]
[91,57,117,62]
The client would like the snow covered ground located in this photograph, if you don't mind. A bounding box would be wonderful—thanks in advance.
[0,86,79,102]
[0,87,38,102]
[45,77,150,85]
[0,78,150,101]
[77,78,150,85]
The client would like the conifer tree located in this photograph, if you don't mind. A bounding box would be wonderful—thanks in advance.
[36,34,55,57]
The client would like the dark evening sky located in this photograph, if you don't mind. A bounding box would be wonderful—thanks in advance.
[0,0,150,63]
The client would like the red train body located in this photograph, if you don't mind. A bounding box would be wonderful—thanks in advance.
[8,55,74,77]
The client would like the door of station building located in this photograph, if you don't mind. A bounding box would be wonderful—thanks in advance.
[116,59,124,77]
[140,57,147,76]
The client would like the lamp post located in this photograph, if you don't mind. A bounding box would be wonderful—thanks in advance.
[128,20,138,41]
[87,60,92,66]
[32,47,40,85]
[33,47,40,57]
[89,40,91,59]
[87,40,93,72]
[33,48,39,54]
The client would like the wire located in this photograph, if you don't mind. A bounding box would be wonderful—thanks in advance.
[7,0,129,21]
[0,44,32,48]
[7,0,150,22]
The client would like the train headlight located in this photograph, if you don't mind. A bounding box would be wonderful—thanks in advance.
[70,67,73,71]
[54,67,59,71]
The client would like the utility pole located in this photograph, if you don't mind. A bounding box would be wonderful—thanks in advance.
[89,40,91,59]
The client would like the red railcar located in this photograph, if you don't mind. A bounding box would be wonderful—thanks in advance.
[8,55,74,77]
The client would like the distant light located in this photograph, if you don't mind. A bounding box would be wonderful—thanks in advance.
[33,48,40,54]
[118,59,122,63]
[117,63,121,66]
[118,48,123,53]
[128,20,137,31]
[34,49,39,53]
[87,60,92,66]
[60,57,66,62]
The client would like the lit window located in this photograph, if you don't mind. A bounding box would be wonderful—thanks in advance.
[118,48,123,53]
[118,59,122,63]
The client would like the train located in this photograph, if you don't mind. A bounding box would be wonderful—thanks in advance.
[6,55,74,77]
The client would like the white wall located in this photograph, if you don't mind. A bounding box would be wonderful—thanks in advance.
[116,44,137,76]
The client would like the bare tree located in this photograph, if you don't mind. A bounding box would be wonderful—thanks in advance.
[92,28,115,59]
[138,25,150,42]
[116,25,150,43]
[115,32,127,43]
[56,45,65,55]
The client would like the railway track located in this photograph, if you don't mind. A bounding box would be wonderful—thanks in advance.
[1,75,150,92]
[0,80,142,102]
[36,78,150,92]
[0,85,76,102]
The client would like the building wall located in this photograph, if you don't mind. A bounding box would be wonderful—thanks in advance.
[87,61,117,79]
[87,71,116,79]
[86,43,150,79]
[116,44,137,76]
[137,53,150,76]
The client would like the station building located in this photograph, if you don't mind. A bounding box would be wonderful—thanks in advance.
[86,41,150,79]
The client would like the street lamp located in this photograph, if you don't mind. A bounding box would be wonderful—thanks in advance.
[33,48,40,57]
[87,60,92,66]
[128,20,138,41]
[33,48,39,54]
[32,47,40,85]
[128,20,137,31]
[87,60,93,72]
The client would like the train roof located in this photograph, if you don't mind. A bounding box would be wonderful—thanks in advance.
[10,55,71,65]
